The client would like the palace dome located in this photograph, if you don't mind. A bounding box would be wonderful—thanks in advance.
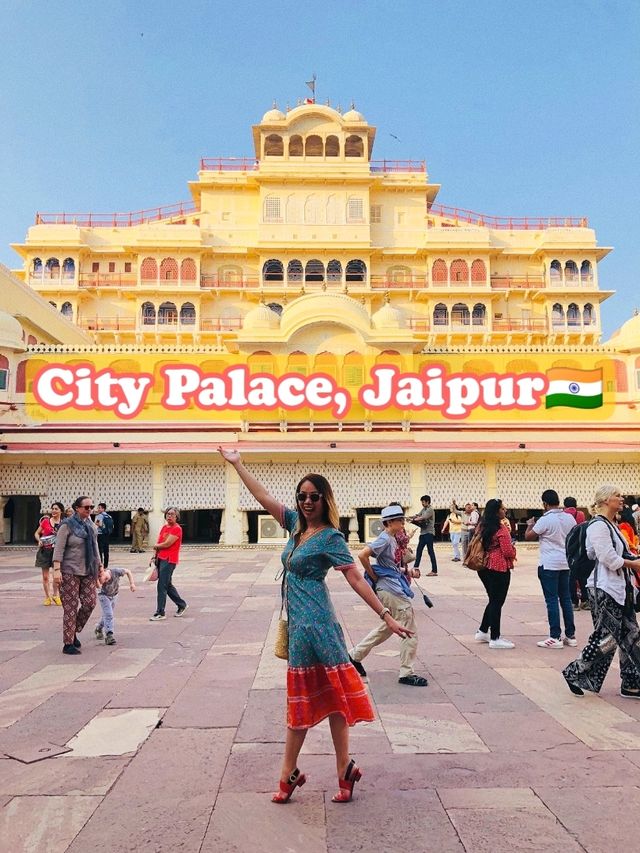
[343,108,365,123]
[243,303,280,330]
[371,302,402,330]
[262,108,285,122]
[607,311,640,352]
[0,311,24,351]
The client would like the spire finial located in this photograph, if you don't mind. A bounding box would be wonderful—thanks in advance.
[350,100,355,110]
[272,99,278,109]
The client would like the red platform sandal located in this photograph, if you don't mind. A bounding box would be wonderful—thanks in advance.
[332,759,362,803]
[271,768,306,804]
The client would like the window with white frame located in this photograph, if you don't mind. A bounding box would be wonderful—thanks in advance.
[347,197,364,223]
[370,204,382,223]
[263,196,282,222]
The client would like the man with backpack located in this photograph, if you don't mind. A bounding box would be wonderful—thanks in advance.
[525,489,576,648]
[95,502,114,569]
[564,497,588,610]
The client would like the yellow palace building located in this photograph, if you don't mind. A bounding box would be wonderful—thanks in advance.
[0,101,639,544]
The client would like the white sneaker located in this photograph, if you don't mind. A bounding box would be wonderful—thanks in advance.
[474,630,490,643]
[563,636,578,647]
[489,638,515,649]
[537,637,563,648]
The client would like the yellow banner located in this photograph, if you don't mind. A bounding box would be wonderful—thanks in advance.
[25,353,617,423]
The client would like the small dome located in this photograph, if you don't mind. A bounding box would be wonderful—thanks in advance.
[262,108,285,122]
[607,311,640,352]
[371,302,402,330]
[343,109,365,123]
[243,303,280,330]
[0,311,25,351]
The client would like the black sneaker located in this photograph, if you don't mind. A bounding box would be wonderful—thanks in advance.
[149,613,166,621]
[399,674,428,687]
[621,686,640,699]
[175,604,189,617]
[63,644,81,655]
[349,655,367,679]
[105,632,116,645]
[73,635,81,649]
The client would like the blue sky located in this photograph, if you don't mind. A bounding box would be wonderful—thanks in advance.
[1,0,638,338]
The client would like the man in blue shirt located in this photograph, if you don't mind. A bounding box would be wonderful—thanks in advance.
[348,505,428,687]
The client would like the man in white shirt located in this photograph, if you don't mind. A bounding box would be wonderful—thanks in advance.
[525,489,576,648]
[461,502,480,559]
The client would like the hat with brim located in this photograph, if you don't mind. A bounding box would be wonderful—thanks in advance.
[633,504,639,512]
[381,506,405,522]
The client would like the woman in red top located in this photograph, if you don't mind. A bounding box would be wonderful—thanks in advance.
[34,502,65,606]
[475,499,517,649]
[149,507,187,620]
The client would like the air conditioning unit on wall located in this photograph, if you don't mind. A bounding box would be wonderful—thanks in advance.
[258,515,289,544]
[364,514,384,540]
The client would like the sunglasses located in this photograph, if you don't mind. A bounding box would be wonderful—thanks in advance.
[296,492,322,503]
[80,504,94,510]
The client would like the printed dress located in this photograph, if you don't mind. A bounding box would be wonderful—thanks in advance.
[279,506,375,730]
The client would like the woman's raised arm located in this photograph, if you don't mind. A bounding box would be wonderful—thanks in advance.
[218,447,283,521]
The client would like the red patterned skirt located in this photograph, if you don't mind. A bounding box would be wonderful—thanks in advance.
[287,662,375,730]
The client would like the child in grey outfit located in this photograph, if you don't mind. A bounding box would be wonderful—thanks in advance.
[95,567,136,645]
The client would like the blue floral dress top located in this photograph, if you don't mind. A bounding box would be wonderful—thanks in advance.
[279,506,375,730]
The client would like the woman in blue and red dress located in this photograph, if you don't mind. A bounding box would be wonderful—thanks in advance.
[218,446,412,804]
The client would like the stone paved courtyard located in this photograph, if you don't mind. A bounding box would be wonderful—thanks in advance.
[1,544,640,852]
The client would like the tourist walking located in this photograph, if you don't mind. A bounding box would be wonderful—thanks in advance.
[525,489,577,648]
[410,495,438,576]
[95,502,113,569]
[131,508,149,553]
[149,508,187,620]
[461,502,480,559]
[475,498,516,649]
[34,501,65,606]
[564,497,589,609]
[95,566,136,645]
[442,502,463,561]
[218,446,410,804]
[563,485,640,698]
[52,496,103,655]
[349,505,428,687]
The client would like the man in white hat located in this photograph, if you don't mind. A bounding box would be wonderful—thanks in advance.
[348,505,428,687]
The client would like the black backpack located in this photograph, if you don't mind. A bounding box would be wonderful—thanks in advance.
[101,513,114,536]
[565,516,620,583]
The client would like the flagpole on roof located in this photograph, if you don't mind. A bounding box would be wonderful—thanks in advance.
[305,73,316,103]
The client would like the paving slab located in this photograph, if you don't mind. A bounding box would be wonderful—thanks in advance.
[0,755,127,795]
[0,663,93,727]
[0,794,101,853]
[64,707,162,757]
[377,702,490,754]
[78,647,162,681]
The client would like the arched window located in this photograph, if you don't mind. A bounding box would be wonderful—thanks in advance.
[471,259,486,282]
[287,260,303,282]
[433,304,448,326]
[32,257,42,275]
[452,303,470,325]
[567,303,580,326]
[285,194,301,223]
[181,258,196,281]
[580,260,593,282]
[472,303,486,325]
[343,351,365,387]
[158,302,178,324]
[550,260,562,282]
[615,360,628,392]
[387,265,411,283]
[305,259,324,282]
[432,259,448,283]
[325,135,340,156]
[141,257,157,280]
[289,135,303,157]
[345,259,366,282]
[45,258,60,279]
[287,350,308,375]
[267,302,283,316]
[304,194,319,224]
[264,134,284,156]
[263,259,284,282]
[450,259,469,283]
[327,260,342,282]
[60,302,73,319]
[141,302,156,325]
[180,303,196,325]
[583,303,594,325]
[218,265,242,283]
[565,260,579,281]
[263,195,281,222]
[551,303,565,326]
[314,351,338,379]
[62,258,75,278]
[27,335,37,345]
[305,135,323,156]
[16,360,27,393]
[160,258,178,281]
[345,135,364,157]
[325,194,340,225]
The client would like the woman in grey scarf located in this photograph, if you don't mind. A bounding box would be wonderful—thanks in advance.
[52,496,103,655]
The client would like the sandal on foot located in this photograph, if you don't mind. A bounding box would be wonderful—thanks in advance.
[398,674,428,687]
[332,759,362,803]
[272,768,306,804]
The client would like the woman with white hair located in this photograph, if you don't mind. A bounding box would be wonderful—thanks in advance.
[563,485,640,697]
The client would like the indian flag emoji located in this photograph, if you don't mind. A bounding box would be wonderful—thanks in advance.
[545,367,603,409]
